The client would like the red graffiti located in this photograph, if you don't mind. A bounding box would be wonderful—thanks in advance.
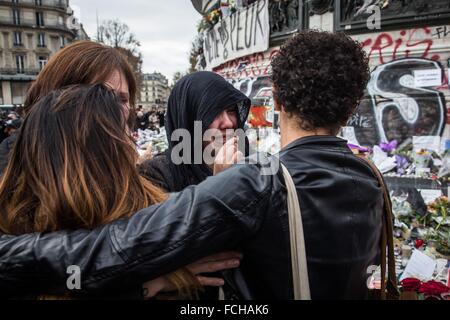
[361,27,440,64]
[248,106,272,128]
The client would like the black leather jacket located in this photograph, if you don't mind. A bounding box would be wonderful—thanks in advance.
[0,136,384,299]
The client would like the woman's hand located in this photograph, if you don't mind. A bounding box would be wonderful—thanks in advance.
[142,251,242,299]
[214,137,244,175]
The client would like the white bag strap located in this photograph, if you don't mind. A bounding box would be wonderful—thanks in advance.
[281,163,311,300]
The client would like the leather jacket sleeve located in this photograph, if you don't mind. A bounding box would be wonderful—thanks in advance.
[0,161,275,296]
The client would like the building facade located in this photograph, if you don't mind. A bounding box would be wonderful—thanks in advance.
[139,72,170,109]
[0,0,88,107]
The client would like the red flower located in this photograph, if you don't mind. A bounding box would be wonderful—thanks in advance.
[400,278,422,292]
[414,239,424,249]
[419,280,450,296]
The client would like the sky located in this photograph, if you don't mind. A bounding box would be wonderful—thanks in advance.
[71,0,200,82]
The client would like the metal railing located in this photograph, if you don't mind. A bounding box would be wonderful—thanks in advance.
[0,0,68,10]
[0,17,74,34]
[0,68,40,75]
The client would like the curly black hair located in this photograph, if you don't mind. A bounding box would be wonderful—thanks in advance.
[272,30,370,132]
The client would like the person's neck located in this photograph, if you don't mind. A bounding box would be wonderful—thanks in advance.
[280,114,335,149]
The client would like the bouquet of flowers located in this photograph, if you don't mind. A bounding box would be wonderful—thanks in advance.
[400,278,450,300]
[197,1,239,32]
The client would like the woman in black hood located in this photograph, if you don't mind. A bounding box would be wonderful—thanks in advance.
[140,71,251,192]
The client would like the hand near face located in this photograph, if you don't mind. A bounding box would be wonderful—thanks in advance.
[213,137,244,175]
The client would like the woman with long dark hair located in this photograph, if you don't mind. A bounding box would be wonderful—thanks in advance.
[0,85,166,299]
[0,85,165,234]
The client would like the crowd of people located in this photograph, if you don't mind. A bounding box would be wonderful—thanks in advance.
[0,109,23,143]
[0,109,24,174]
[135,106,165,132]
[0,31,397,300]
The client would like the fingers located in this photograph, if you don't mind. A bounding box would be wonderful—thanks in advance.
[233,151,245,163]
[216,137,240,165]
[188,258,241,275]
[196,276,225,287]
[142,276,173,298]
[217,138,236,163]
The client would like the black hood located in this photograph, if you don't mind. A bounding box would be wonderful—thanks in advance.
[165,71,251,191]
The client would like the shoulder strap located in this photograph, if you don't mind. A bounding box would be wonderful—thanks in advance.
[281,163,311,300]
[356,155,400,300]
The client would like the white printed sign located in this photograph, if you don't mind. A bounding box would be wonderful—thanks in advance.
[414,69,442,87]
[341,126,360,146]
[400,249,437,282]
[203,0,270,70]
[413,136,442,153]
[419,189,442,204]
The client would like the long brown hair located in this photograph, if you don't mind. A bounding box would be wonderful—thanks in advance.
[25,41,137,119]
[0,85,166,234]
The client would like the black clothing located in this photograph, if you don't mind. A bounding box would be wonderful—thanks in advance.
[136,112,150,131]
[158,112,165,128]
[165,71,251,191]
[0,136,384,300]
[139,151,174,192]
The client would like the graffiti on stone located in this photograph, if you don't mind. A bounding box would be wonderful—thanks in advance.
[349,58,447,147]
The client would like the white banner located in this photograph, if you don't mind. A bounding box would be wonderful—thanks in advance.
[203,0,270,70]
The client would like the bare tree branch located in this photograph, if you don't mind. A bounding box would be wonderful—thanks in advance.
[97,19,140,53]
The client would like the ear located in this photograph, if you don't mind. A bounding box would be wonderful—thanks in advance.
[273,98,282,112]
[272,85,282,112]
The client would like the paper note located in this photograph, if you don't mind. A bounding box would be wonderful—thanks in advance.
[414,69,442,87]
[419,189,443,204]
[400,249,437,281]
[413,136,441,153]
[340,126,359,146]
[372,146,397,174]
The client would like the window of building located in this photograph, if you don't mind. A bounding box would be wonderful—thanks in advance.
[12,0,20,4]
[38,56,47,70]
[35,0,43,6]
[16,55,25,73]
[38,33,46,47]
[13,31,22,46]
[60,35,65,47]
[13,9,21,25]
[36,12,44,27]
